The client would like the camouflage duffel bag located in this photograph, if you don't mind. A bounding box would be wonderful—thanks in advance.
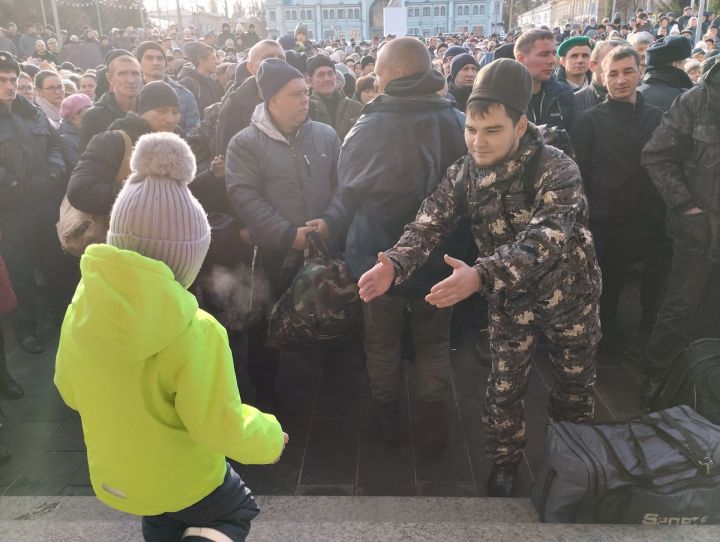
[266,231,361,351]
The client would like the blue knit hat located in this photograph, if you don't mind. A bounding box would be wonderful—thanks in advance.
[257,58,303,102]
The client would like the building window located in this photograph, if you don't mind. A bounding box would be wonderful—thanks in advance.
[307,9,313,19]
[285,9,291,20]
[440,5,446,16]
[356,8,361,18]
[480,5,485,15]
[408,27,420,35]
[465,5,470,15]
[457,5,462,15]
[338,8,345,19]
[329,9,335,19]
[433,6,439,16]
[323,9,328,19]
[408,7,413,17]
[269,10,276,22]
[414,7,420,16]
[472,25,484,34]
[423,6,431,16]
[292,9,297,20]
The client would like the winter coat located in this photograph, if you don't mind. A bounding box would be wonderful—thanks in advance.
[166,77,200,133]
[309,90,363,142]
[526,77,576,131]
[68,112,153,215]
[59,42,84,67]
[642,61,720,261]
[0,37,17,57]
[80,40,104,70]
[225,104,348,285]
[573,82,605,116]
[638,65,693,112]
[0,95,65,217]
[384,125,601,313]
[571,94,665,223]
[178,65,224,119]
[55,244,284,516]
[18,32,40,59]
[215,76,261,154]
[448,81,472,112]
[58,118,81,174]
[78,92,127,153]
[339,93,469,297]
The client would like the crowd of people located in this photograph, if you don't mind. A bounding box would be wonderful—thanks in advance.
[0,6,719,541]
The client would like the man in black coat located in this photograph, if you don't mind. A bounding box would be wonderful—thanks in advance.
[0,52,66,353]
[215,40,286,155]
[178,42,224,119]
[514,29,575,130]
[78,51,142,152]
[641,60,720,407]
[573,38,626,115]
[571,46,668,350]
[638,35,693,112]
[339,37,467,453]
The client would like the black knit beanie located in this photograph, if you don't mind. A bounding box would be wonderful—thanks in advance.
[137,81,179,114]
[308,53,336,75]
[467,58,532,115]
[136,41,167,65]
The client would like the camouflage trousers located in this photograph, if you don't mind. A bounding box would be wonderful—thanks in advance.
[480,296,601,465]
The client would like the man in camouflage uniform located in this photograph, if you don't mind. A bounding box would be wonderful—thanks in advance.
[358,59,601,497]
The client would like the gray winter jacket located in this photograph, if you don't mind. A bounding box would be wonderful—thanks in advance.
[225,104,349,279]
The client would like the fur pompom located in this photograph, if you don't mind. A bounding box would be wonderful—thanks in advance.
[129,132,197,184]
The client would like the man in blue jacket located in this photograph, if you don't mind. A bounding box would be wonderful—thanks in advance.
[339,37,467,455]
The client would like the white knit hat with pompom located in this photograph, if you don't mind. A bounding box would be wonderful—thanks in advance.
[107,132,210,288]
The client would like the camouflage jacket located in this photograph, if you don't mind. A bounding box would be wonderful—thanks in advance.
[386,125,601,308]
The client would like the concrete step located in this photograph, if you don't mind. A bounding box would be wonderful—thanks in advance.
[1,496,718,541]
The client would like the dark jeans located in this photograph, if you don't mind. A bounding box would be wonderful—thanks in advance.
[590,217,671,333]
[363,294,451,403]
[646,212,719,378]
[142,465,259,542]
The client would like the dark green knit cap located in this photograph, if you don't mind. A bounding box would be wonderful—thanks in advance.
[558,36,593,57]
[467,58,532,115]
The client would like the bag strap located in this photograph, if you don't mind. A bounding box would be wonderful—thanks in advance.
[114,130,133,184]
[640,411,717,476]
[305,230,331,261]
[523,144,545,208]
[451,156,472,216]
[659,339,720,401]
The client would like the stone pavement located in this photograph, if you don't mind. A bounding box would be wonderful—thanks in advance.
[2,495,720,541]
[0,294,645,499]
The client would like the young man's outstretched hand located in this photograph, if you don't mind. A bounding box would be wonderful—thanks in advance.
[358,253,480,307]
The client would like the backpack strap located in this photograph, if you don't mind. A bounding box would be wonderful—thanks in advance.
[114,130,133,184]
[451,156,472,215]
[522,144,546,208]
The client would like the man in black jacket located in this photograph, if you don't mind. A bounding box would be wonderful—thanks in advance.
[178,42,223,119]
[0,52,66,353]
[641,60,720,408]
[514,29,575,130]
[78,51,142,152]
[638,35,693,112]
[573,38,626,115]
[339,37,467,454]
[215,40,285,154]
[447,52,477,112]
[571,46,668,349]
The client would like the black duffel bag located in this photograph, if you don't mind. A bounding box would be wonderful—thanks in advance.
[654,338,720,425]
[532,405,720,524]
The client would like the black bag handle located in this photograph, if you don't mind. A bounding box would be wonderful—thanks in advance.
[659,338,720,402]
[639,411,717,476]
[305,230,331,261]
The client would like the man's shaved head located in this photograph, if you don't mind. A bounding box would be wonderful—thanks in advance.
[375,37,431,92]
[248,39,286,75]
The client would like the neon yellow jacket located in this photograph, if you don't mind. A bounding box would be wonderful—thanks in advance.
[54,244,284,516]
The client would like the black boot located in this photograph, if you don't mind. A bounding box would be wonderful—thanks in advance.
[487,462,519,497]
[378,401,399,444]
[415,401,448,459]
[19,335,44,354]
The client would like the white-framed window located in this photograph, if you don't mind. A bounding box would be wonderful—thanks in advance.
[292,9,297,20]
[464,5,470,15]
[472,25,483,34]
[329,9,335,19]
[440,5,446,16]
[306,9,313,20]
[433,6,439,16]
[285,9,291,20]
[457,4,462,15]
[269,10,276,22]
[473,4,478,15]
[408,7,413,17]
[423,6,431,16]
[338,8,345,19]
[323,9,329,19]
